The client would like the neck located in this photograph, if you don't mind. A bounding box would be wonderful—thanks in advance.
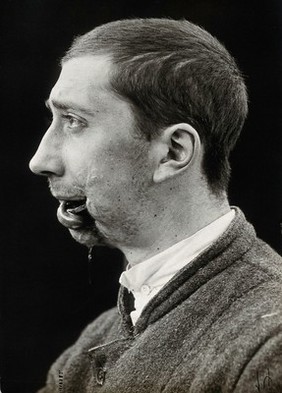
[120,190,231,266]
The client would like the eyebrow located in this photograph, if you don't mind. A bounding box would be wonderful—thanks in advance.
[45,98,95,117]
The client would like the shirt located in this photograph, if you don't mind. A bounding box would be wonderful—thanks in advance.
[119,209,235,325]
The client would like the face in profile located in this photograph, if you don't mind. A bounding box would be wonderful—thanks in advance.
[29,55,154,250]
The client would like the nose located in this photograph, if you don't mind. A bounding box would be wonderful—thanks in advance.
[29,127,64,177]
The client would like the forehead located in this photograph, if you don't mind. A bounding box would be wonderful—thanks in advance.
[49,55,114,106]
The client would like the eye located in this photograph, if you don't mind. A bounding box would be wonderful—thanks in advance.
[62,114,85,130]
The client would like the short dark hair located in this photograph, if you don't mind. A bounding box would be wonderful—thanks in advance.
[62,18,248,194]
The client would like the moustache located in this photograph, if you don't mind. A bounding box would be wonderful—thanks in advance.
[48,179,85,199]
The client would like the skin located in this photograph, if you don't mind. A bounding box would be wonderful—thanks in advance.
[29,55,230,265]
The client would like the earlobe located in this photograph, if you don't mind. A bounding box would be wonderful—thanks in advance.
[153,123,201,183]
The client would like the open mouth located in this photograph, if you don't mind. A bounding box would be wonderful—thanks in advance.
[57,199,93,229]
[64,199,87,214]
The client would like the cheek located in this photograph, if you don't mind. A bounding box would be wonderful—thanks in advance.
[84,162,139,211]
[68,136,151,199]
[85,167,127,203]
[84,147,138,189]
[63,143,107,188]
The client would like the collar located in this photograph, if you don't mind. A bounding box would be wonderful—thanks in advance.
[118,207,257,334]
[120,209,235,293]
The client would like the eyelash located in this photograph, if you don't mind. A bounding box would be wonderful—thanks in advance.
[62,114,84,129]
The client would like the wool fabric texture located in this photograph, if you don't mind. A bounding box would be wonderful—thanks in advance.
[38,208,282,392]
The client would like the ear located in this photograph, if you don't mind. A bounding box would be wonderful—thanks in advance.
[153,123,201,183]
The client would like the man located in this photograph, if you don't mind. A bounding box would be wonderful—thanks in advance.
[29,18,282,392]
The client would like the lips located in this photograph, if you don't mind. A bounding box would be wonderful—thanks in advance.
[57,199,93,229]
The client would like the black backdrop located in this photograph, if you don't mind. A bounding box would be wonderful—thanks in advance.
[1,1,281,392]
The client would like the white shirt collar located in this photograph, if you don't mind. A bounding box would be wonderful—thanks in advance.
[119,209,235,324]
[120,209,235,292]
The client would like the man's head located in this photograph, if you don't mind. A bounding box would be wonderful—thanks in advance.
[62,18,248,194]
[29,18,248,261]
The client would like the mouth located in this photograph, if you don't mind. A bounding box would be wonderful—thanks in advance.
[57,198,93,229]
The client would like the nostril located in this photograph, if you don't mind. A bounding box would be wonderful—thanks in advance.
[41,170,54,177]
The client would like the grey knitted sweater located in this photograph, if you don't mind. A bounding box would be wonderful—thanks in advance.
[38,209,282,392]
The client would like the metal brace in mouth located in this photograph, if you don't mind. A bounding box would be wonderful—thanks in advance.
[57,201,89,229]
[66,202,87,214]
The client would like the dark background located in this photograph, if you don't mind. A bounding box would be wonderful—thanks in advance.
[1,1,281,392]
